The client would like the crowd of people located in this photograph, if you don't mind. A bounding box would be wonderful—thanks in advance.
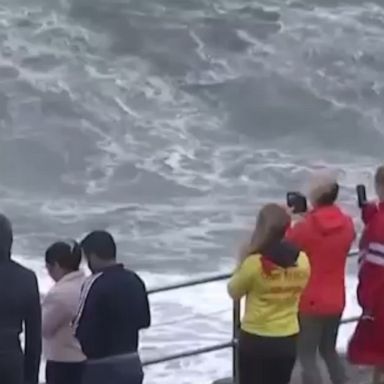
[0,224,150,384]
[1,167,384,384]
[228,167,384,384]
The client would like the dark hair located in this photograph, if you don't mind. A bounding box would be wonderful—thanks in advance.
[80,230,116,261]
[0,214,13,260]
[316,183,339,206]
[45,241,82,271]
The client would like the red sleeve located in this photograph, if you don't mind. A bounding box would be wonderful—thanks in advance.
[285,218,309,250]
[362,202,378,225]
[357,262,384,314]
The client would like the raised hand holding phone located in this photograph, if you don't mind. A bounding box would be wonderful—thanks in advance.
[356,184,367,209]
[286,191,308,215]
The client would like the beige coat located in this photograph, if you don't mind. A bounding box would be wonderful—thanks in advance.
[42,270,86,362]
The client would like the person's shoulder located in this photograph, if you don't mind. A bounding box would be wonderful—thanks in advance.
[81,272,104,297]
[9,260,38,280]
[338,208,355,232]
[6,261,39,296]
[240,254,262,271]
[122,268,147,288]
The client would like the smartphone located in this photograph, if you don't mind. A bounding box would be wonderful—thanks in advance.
[286,192,308,214]
[356,184,367,208]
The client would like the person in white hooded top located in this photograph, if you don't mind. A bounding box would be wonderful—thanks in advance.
[42,241,86,384]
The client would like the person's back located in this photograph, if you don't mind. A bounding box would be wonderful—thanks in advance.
[229,241,310,337]
[75,265,150,359]
[288,205,354,314]
[286,172,355,384]
[0,215,42,384]
[228,204,310,384]
[74,230,150,384]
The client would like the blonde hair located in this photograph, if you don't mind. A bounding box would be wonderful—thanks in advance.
[308,171,339,206]
[248,203,290,255]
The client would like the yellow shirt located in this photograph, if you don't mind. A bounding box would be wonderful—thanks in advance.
[228,252,310,337]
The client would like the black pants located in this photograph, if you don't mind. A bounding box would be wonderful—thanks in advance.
[298,314,346,384]
[82,353,143,384]
[239,330,297,384]
[46,360,84,384]
[0,352,23,384]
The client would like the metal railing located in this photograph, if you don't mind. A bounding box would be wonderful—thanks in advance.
[142,250,360,384]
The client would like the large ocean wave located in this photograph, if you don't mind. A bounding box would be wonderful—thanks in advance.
[2,0,384,382]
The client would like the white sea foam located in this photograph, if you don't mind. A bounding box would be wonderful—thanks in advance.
[2,1,383,384]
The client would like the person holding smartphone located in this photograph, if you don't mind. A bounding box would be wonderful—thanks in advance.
[285,171,355,384]
[228,204,310,384]
[348,166,384,384]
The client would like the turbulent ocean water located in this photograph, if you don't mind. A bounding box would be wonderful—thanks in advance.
[1,0,384,382]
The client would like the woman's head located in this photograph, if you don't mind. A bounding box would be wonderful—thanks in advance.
[375,166,384,201]
[249,203,290,255]
[307,171,339,208]
[45,241,82,282]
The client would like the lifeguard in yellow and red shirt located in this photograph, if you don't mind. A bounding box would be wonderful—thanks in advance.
[228,204,310,384]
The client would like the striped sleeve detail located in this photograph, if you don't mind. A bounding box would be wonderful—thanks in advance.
[72,272,103,331]
[364,242,384,267]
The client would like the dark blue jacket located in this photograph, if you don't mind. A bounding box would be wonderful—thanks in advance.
[74,264,150,359]
[0,259,42,384]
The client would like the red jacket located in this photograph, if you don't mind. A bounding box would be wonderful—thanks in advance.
[286,205,355,315]
[348,202,384,366]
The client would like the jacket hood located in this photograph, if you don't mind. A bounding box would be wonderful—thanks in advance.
[310,205,349,235]
[263,240,300,269]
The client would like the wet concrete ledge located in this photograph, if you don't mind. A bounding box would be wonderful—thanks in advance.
[212,355,372,384]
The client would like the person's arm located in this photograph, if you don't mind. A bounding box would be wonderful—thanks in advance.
[135,276,151,330]
[24,272,42,384]
[74,279,103,359]
[42,290,70,339]
[357,262,384,316]
[227,256,257,301]
[285,218,309,250]
[361,202,378,225]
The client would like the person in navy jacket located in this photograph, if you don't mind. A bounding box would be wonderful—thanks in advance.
[73,230,150,384]
[348,166,384,384]
[0,213,42,384]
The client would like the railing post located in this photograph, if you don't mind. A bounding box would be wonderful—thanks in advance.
[232,300,241,384]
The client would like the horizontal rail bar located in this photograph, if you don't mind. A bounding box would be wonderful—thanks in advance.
[341,316,360,324]
[148,272,232,294]
[148,249,359,295]
[142,341,233,366]
[144,250,360,371]
[143,316,360,367]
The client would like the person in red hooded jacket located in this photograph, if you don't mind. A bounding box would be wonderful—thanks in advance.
[348,166,384,384]
[286,172,355,384]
